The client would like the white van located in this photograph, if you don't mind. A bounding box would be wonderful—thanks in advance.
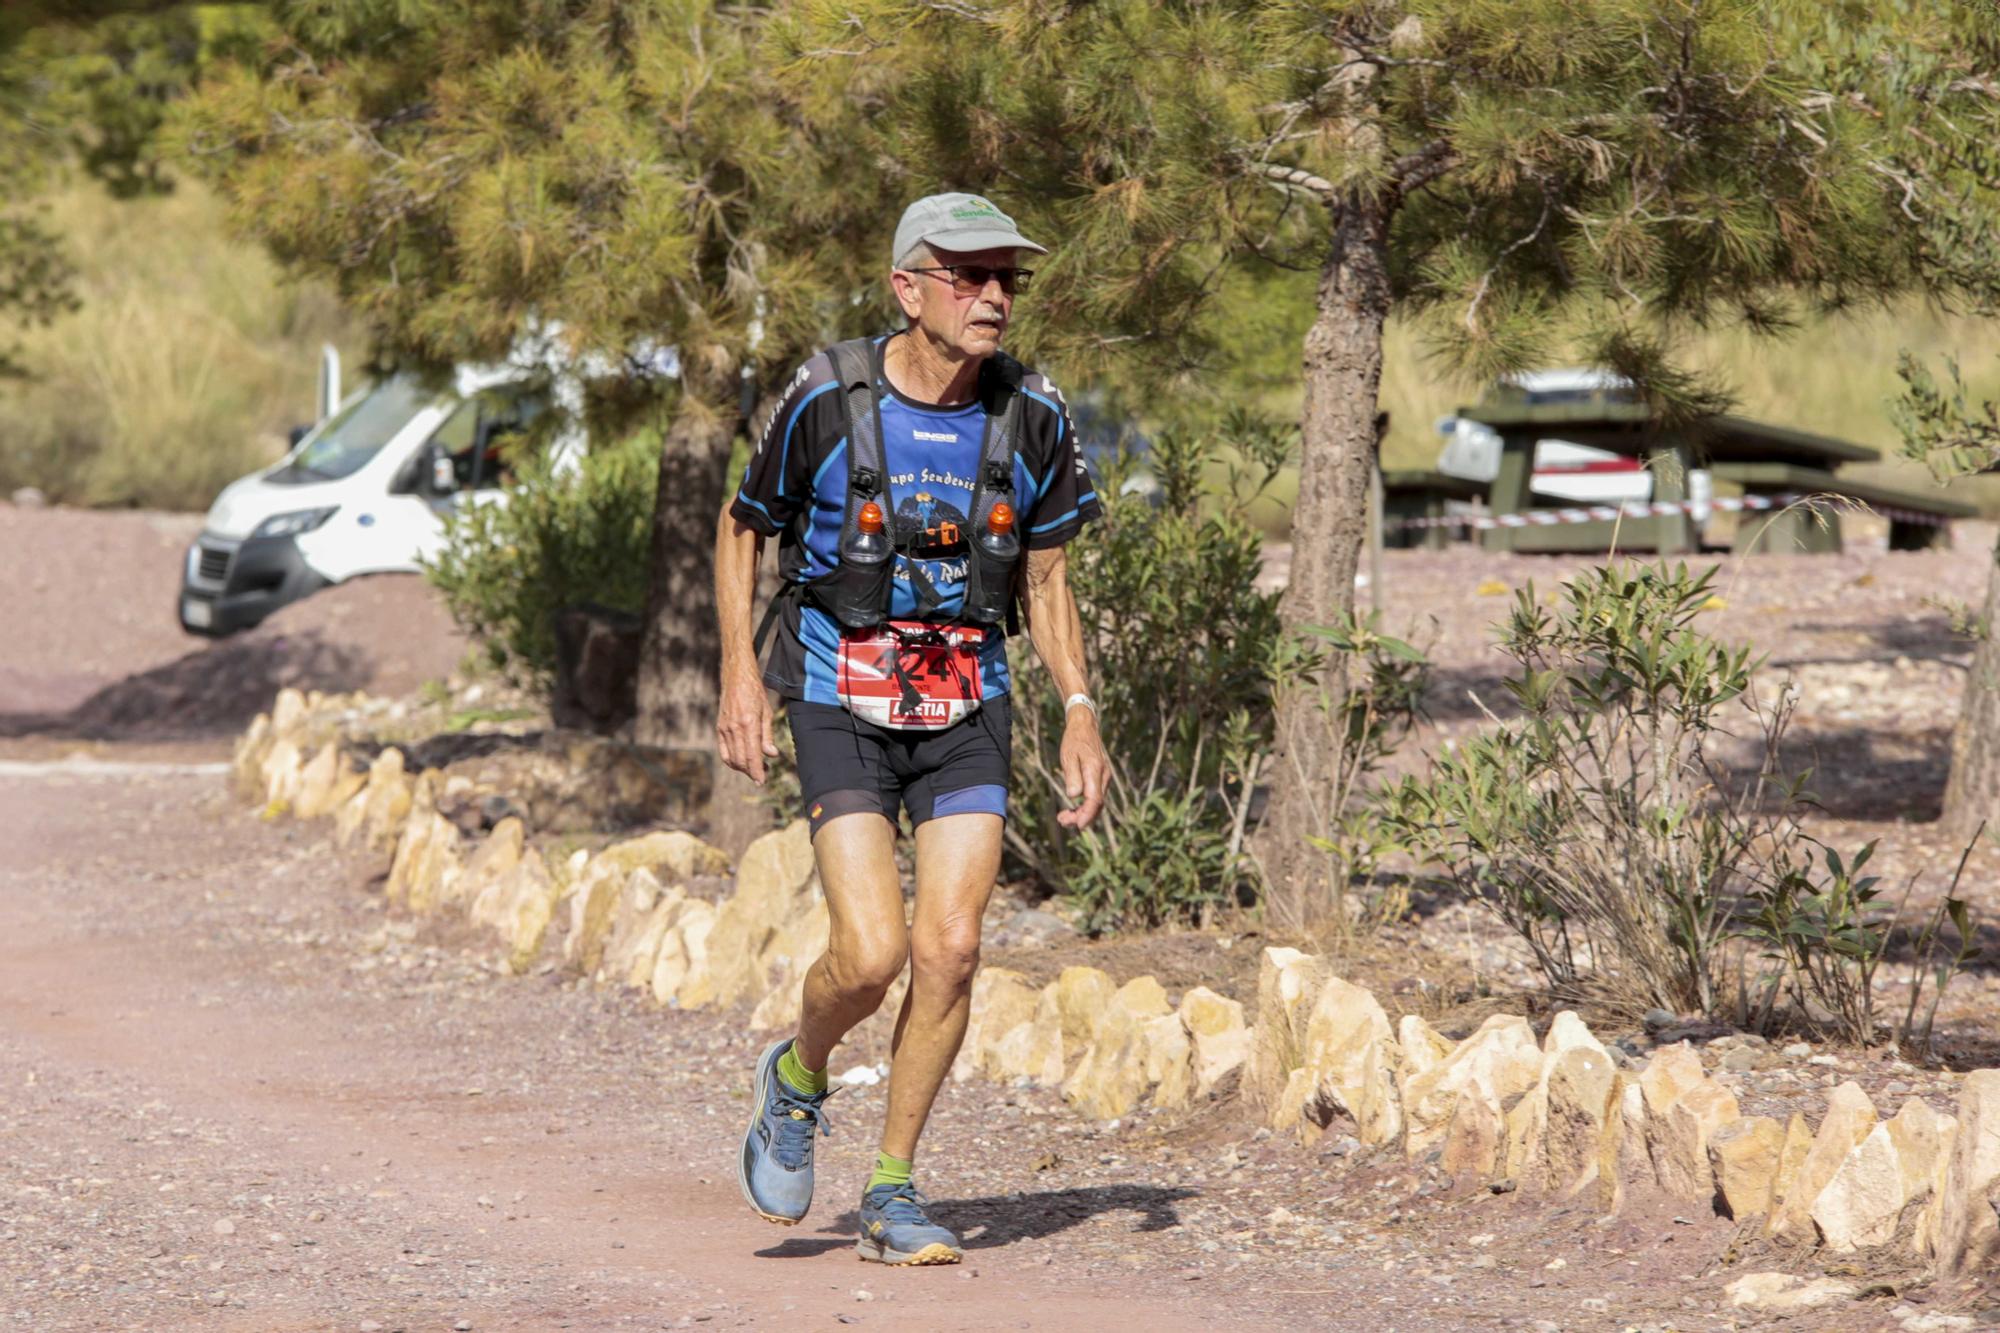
[178,343,603,637]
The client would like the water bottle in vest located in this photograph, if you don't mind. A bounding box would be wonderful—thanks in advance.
[852,500,891,564]
[961,501,1019,625]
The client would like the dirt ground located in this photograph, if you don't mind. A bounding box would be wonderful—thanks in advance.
[6,761,1948,1333]
[0,502,467,749]
[7,499,2000,1329]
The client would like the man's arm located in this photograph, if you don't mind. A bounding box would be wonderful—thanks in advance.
[1021,545,1109,830]
[714,498,776,784]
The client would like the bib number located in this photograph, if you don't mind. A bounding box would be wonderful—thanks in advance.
[836,621,985,730]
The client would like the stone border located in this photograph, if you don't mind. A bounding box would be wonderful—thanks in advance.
[237,688,2000,1281]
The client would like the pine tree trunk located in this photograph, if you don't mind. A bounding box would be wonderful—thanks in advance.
[1256,200,1394,930]
[1942,532,2000,843]
[633,389,769,856]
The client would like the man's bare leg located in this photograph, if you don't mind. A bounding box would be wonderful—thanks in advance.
[793,811,908,1071]
[881,812,1004,1159]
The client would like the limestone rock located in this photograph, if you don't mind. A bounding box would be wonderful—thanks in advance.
[466,849,558,973]
[1060,971,1184,1118]
[1764,1112,1815,1230]
[1812,1099,1946,1252]
[954,968,1040,1082]
[1652,1080,1740,1202]
[1114,974,1173,1020]
[270,687,307,736]
[1247,948,1331,1114]
[1595,1074,1649,1214]
[1439,1077,1508,1181]
[1062,1003,1152,1119]
[1633,1041,1739,1201]
[1282,977,1404,1147]
[1769,1081,1878,1242]
[1931,1069,2000,1275]
[570,831,734,979]
[454,817,526,914]
[1723,1272,1858,1314]
[1048,966,1118,1052]
[1637,1042,1707,1119]
[1402,1014,1540,1159]
[260,737,303,811]
[385,775,462,915]
[233,712,271,796]
[1913,1111,1962,1263]
[989,1000,1065,1086]
[1503,1012,1610,1188]
[1144,1014,1197,1109]
[1178,986,1250,1095]
[291,744,363,820]
[602,870,691,991]
[1540,1044,1618,1196]
[1396,1014,1453,1081]
[702,822,821,1007]
[1708,1115,1786,1220]
[344,749,414,852]
[650,899,719,1006]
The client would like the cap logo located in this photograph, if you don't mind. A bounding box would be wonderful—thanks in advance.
[950,200,1004,221]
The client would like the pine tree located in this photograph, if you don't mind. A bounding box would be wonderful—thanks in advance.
[176,0,897,845]
[780,0,2000,923]
[1898,355,2000,842]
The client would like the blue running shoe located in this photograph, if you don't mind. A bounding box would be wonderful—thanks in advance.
[737,1038,833,1226]
[855,1182,963,1265]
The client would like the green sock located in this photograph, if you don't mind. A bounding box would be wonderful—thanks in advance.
[776,1043,826,1096]
[867,1151,914,1192]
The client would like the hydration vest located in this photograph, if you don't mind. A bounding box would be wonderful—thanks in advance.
[757,336,1027,655]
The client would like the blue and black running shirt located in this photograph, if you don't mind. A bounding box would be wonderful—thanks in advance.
[730,335,1101,706]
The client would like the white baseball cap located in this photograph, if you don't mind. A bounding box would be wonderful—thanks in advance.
[892,192,1048,268]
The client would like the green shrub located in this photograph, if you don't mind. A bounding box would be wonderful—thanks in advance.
[1390,564,1793,1018]
[1006,417,1286,929]
[425,433,656,687]
[1387,561,1979,1042]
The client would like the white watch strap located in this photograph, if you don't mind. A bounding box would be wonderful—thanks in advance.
[1064,692,1098,718]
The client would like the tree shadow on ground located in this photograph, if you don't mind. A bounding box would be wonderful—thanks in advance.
[0,631,372,740]
[753,1184,1200,1260]
[1774,613,1968,664]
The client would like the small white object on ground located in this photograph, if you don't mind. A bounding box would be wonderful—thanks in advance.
[837,1065,882,1086]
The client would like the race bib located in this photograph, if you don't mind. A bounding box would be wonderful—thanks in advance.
[836,621,986,730]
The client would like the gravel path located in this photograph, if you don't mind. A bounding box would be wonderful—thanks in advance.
[3,762,1933,1332]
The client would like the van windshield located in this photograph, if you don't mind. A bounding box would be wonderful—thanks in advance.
[287,374,438,481]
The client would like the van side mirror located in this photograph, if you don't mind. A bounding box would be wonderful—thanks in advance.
[431,450,459,495]
[287,423,311,448]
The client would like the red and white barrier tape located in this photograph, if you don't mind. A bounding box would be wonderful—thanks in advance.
[1391,492,1954,532]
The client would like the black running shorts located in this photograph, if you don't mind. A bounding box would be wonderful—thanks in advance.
[787,698,1012,838]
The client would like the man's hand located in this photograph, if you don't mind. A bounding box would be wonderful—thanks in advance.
[1057,707,1110,830]
[717,670,777,785]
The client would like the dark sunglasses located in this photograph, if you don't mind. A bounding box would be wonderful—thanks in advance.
[906,264,1034,296]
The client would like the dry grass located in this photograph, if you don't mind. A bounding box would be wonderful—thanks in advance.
[0,180,364,511]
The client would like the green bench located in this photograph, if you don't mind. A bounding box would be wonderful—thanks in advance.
[1709,462,1977,553]
[1379,469,1491,550]
[1451,397,1977,555]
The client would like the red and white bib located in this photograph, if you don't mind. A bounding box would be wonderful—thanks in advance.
[835,620,986,730]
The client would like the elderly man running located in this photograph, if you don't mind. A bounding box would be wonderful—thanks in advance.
[714,193,1109,1265]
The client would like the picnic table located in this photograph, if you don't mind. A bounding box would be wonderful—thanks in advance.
[1449,398,1975,554]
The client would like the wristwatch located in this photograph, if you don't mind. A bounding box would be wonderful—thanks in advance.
[1063,692,1098,719]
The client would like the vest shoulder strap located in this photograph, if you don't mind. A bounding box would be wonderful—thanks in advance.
[823,338,883,494]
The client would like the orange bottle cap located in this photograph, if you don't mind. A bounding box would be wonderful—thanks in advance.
[858,501,884,534]
[987,502,1015,534]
